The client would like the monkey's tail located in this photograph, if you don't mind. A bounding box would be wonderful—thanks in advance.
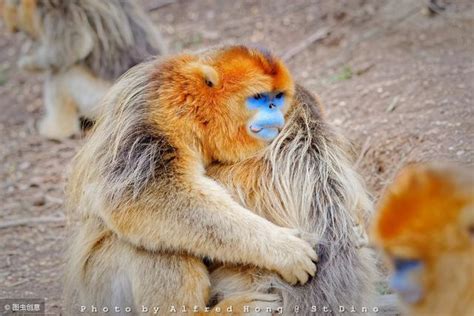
[258,104,378,315]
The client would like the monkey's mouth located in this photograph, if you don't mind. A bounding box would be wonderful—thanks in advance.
[249,125,282,141]
[396,288,423,304]
[250,126,281,133]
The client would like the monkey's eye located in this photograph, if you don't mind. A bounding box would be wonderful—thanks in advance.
[252,93,263,100]
[468,224,474,241]
[275,92,284,99]
[394,258,421,271]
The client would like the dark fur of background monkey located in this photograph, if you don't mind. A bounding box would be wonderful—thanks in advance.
[35,0,166,79]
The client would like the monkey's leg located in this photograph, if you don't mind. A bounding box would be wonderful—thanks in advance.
[129,252,212,314]
[86,248,281,316]
[38,72,80,140]
[209,266,282,315]
[71,227,212,315]
[3,0,19,32]
[62,66,111,119]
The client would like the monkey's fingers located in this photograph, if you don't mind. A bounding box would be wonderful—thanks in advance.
[288,256,317,285]
[305,257,317,277]
[211,292,281,315]
[299,239,319,262]
[295,269,310,285]
[301,256,317,281]
[306,245,319,262]
[249,293,282,303]
[280,271,299,285]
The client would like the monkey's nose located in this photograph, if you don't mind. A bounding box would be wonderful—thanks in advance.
[268,103,276,109]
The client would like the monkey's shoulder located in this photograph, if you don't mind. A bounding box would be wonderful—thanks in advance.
[294,84,325,119]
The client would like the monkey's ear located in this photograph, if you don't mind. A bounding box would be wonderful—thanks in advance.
[200,64,219,88]
[188,62,220,88]
[459,205,474,241]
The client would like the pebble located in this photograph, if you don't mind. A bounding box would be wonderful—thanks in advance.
[165,13,174,23]
[206,11,215,20]
[201,30,219,40]
[19,161,31,170]
[32,195,46,207]
[250,32,264,42]
[333,118,343,126]
[381,92,390,99]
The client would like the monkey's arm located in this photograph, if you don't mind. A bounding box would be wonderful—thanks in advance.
[94,168,317,285]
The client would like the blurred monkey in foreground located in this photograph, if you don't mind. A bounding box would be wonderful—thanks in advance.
[1,0,166,139]
[66,46,375,314]
[372,163,474,316]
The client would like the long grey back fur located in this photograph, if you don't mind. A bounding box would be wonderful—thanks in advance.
[214,86,377,315]
[272,89,377,315]
[67,59,165,212]
[38,0,166,79]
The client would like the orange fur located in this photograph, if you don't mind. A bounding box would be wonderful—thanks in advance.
[2,0,18,32]
[372,163,474,315]
[2,0,38,37]
[18,0,38,38]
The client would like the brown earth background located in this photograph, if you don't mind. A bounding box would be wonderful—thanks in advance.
[0,0,473,314]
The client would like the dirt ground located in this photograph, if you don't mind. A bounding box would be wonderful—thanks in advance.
[0,0,472,314]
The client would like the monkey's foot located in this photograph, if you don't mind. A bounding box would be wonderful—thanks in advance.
[18,55,45,73]
[214,292,282,315]
[38,116,80,140]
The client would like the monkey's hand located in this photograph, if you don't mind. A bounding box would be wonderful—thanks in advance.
[269,228,318,285]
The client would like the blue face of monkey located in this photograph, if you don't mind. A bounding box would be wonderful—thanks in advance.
[246,92,286,141]
[389,259,424,304]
